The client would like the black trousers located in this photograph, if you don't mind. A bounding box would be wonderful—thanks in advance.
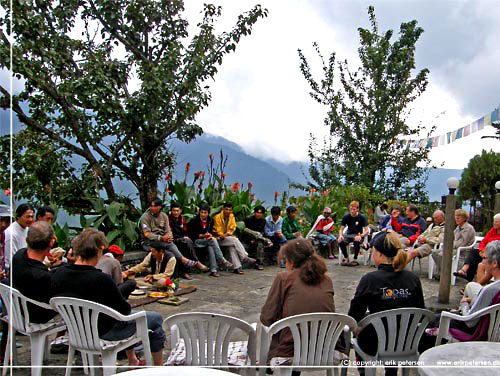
[174,237,199,262]
[339,234,362,259]
[464,248,482,281]
[118,279,137,300]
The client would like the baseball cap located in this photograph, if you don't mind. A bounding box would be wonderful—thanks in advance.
[108,244,124,255]
[0,205,12,217]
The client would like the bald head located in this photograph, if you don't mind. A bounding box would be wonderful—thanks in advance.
[26,221,55,252]
[433,210,445,225]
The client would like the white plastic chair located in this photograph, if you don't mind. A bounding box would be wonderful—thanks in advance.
[351,308,434,376]
[259,312,357,376]
[50,297,152,376]
[338,228,370,265]
[450,236,483,285]
[435,302,500,345]
[0,284,66,376]
[163,312,257,375]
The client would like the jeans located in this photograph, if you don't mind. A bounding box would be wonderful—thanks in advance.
[218,237,248,269]
[194,238,225,272]
[101,311,165,353]
[315,233,336,247]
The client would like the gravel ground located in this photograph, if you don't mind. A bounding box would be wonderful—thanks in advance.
[4,254,464,376]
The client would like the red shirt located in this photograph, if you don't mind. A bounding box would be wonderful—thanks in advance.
[316,217,333,235]
[479,227,500,251]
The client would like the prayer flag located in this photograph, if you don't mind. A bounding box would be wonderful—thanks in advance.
[463,125,470,137]
[478,117,484,130]
[439,134,446,145]
[426,138,433,148]
[471,122,478,133]
[484,113,491,126]
[447,132,452,144]
[491,108,499,123]
[432,136,439,147]
[456,127,463,140]
[452,130,458,142]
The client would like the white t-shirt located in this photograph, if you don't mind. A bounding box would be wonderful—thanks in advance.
[4,221,28,268]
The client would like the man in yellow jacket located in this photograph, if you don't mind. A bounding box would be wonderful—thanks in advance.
[213,202,256,274]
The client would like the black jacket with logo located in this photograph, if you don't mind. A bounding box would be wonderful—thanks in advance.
[348,264,425,323]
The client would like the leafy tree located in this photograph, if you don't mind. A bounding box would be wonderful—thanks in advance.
[458,150,500,227]
[298,6,432,201]
[0,0,267,213]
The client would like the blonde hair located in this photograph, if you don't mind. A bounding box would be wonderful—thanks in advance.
[455,209,469,221]
[385,232,407,272]
[349,201,359,209]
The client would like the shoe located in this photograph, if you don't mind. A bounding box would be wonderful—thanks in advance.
[256,264,264,270]
[233,268,244,275]
[244,257,257,265]
[196,262,209,272]
[279,260,286,268]
[181,272,193,280]
[328,255,335,259]
[209,271,220,277]
[220,260,234,270]
[453,270,468,280]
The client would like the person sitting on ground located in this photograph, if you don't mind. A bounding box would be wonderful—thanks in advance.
[338,201,369,267]
[260,238,335,369]
[140,198,203,280]
[168,201,208,273]
[264,206,287,266]
[187,203,233,277]
[51,228,165,366]
[406,210,445,263]
[4,203,35,270]
[379,205,403,232]
[96,244,137,299]
[432,209,475,279]
[213,202,256,275]
[307,207,337,259]
[243,205,272,270]
[390,204,427,248]
[36,206,55,224]
[282,206,302,241]
[11,221,58,324]
[454,213,500,283]
[122,244,176,288]
[348,231,425,376]
[374,203,388,226]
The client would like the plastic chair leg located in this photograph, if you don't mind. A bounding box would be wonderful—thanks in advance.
[30,333,47,376]
[65,346,75,376]
[101,351,118,376]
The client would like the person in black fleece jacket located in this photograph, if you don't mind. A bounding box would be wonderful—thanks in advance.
[348,231,425,376]
[51,228,165,366]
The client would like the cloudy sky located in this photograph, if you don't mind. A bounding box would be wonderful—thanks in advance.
[183,0,500,169]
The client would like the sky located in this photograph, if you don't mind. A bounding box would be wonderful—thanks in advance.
[182,0,500,169]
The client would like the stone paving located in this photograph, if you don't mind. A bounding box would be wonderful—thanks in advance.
[5,255,464,375]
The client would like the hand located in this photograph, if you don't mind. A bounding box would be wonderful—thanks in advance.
[460,297,472,304]
[206,233,213,240]
[294,232,302,238]
[338,235,344,243]
[121,271,129,280]
[381,228,387,232]
[275,231,282,237]
[0,269,5,279]
[184,236,190,240]
[144,275,153,282]
[225,233,232,238]
[354,235,362,242]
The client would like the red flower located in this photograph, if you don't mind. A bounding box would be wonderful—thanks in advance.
[232,182,240,193]
[163,278,173,287]
[166,190,172,194]
[209,153,213,160]
[200,171,205,177]
[4,189,11,196]
[221,173,226,180]
[274,191,280,198]
[248,182,253,189]
[164,173,172,182]
[185,163,190,173]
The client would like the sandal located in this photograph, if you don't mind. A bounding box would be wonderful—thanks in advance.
[350,260,360,266]
[453,270,468,280]
[128,359,146,370]
[341,259,350,266]
[196,262,209,272]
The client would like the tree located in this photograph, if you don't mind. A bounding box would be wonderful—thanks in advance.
[0,0,267,213]
[458,150,500,228]
[298,6,432,201]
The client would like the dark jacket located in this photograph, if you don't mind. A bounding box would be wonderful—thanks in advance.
[392,215,427,244]
[168,214,188,239]
[51,264,131,336]
[12,248,57,324]
[348,264,425,323]
[244,215,266,234]
[187,215,214,240]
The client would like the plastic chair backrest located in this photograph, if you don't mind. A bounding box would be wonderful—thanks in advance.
[164,312,257,367]
[357,308,434,358]
[50,297,124,352]
[265,312,357,367]
[0,284,30,334]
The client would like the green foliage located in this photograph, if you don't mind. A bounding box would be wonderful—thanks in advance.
[0,0,267,212]
[298,6,431,201]
[458,150,500,227]
[290,184,383,235]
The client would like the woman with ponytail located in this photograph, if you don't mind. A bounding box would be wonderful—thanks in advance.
[348,231,425,375]
[260,238,335,365]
